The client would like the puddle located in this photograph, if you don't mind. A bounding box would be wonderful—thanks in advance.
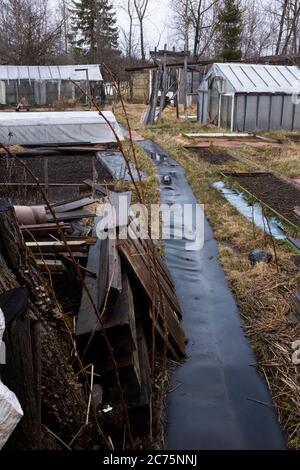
[213,181,286,240]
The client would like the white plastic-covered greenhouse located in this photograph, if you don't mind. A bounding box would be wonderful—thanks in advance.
[197,63,300,132]
[0,64,103,106]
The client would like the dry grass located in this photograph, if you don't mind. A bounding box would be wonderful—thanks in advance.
[115,103,300,448]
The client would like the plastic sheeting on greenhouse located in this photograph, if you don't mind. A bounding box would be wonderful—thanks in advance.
[198,62,300,131]
[0,65,103,82]
[0,111,124,146]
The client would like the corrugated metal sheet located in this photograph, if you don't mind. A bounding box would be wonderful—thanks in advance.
[0,65,103,82]
[212,63,300,94]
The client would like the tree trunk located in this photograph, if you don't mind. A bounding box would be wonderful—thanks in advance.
[0,200,99,449]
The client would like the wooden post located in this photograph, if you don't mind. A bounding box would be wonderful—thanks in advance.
[44,158,49,197]
[183,51,188,120]
[157,45,168,123]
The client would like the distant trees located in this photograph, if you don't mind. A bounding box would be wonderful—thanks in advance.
[217,0,242,60]
[133,0,150,61]
[70,0,119,61]
[170,0,224,58]
[0,0,62,64]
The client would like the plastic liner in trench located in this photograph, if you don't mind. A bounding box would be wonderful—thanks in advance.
[138,139,286,450]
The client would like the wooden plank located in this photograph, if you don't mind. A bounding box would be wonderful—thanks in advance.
[98,236,122,311]
[46,209,95,222]
[127,324,151,436]
[0,183,88,188]
[26,240,89,253]
[51,197,96,213]
[36,259,66,272]
[118,238,186,359]
[183,132,251,139]
[83,179,108,196]
[76,218,102,337]
[55,146,107,152]
[106,190,132,228]
[101,269,137,355]
[21,222,70,237]
[99,350,141,400]
[77,268,137,357]
[128,235,182,319]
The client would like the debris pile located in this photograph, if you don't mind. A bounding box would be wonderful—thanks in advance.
[0,184,186,448]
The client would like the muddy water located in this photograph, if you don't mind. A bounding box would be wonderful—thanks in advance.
[138,139,285,450]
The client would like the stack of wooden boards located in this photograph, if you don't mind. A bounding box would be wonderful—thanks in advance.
[76,198,186,435]
[22,189,186,436]
[20,195,101,272]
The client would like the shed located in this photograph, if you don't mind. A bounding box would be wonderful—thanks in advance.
[197,63,300,132]
[0,65,103,107]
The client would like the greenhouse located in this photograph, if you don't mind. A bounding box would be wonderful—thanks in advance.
[197,63,300,132]
[0,64,103,107]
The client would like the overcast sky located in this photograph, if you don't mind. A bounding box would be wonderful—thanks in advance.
[114,0,172,54]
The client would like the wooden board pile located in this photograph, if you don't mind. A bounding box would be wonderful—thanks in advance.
[21,189,186,437]
[75,193,186,435]
[19,195,100,273]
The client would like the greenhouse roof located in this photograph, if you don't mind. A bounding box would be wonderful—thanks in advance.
[208,63,300,94]
[0,64,103,82]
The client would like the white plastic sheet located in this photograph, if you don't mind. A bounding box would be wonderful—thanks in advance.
[0,65,103,82]
[0,111,124,145]
[0,308,23,449]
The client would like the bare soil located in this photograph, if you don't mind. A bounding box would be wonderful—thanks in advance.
[232,172,300,226]
[187,147,235,164]
[0,152,112,203]
[0,152,112,184]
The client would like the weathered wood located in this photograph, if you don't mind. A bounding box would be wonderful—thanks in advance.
[98,236,122,311]
[100,349,141,401]
[127,323,151,436]
[118,237,186,360]
[77,262,136,357]
[46,209,95,222]
[106,190,132,228]
[0,199,98,449]
[1,287,41,450]
[127,224,182,318]
[83,179,109,196]
[26,240,89,253]
[51,197,96,214]
[21,222,70,238]
[76,218,102,337]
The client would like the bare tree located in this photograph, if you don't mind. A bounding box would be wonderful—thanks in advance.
[190,0,220,57]
[170,0,193,51]
[265,0,300,55]
[0,0,63,64]
[240,0,275,58]
[133,0,149,60]
[59,0,72,55]
[170,0,221,57]
[118,0,139,58]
